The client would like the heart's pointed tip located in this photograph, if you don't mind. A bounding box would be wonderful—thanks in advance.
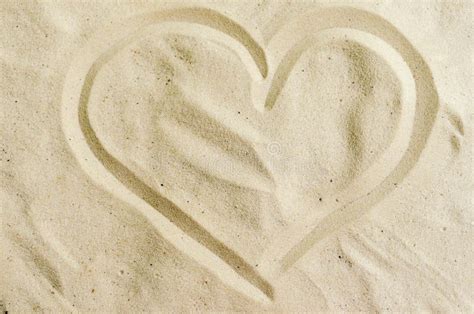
[253,46,269,80]
[251,81,274,113]
[263,101,274,112]
[260,294,274,305]
[261,67,269,80]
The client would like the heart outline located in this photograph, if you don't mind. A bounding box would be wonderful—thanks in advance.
[256,8,439,275]
[61,6,439,303]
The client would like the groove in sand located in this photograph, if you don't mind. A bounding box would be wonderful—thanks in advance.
[62,7,439,302]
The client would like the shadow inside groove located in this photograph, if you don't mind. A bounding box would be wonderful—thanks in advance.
[76,8,273,300]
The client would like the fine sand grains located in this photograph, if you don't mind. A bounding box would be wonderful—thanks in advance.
[1,1,472,312]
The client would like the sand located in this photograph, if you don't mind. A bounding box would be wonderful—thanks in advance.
[1,0,472,312]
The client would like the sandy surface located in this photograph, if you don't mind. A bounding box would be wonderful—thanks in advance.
[1,0,472,312]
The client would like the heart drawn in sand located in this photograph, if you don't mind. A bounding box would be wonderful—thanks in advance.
[62,7,438,302]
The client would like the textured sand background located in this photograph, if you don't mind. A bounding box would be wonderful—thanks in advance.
[1,0,472,312]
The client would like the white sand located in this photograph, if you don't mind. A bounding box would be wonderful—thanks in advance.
[1,1,472,312]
